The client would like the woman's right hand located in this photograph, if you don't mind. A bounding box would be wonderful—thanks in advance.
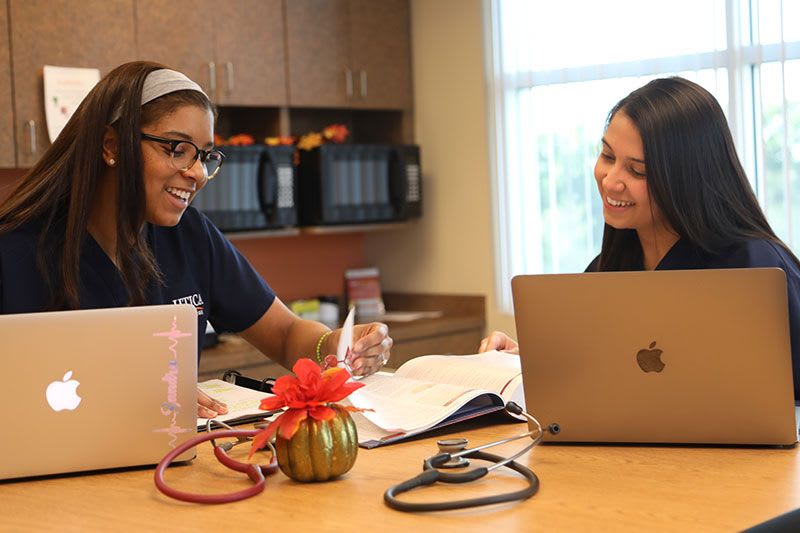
[478,331,519,354]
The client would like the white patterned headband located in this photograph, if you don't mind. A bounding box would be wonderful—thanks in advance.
[110,68,207,123]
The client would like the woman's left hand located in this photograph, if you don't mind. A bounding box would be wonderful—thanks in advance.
[347,322,393,377]
[197,387,228,418]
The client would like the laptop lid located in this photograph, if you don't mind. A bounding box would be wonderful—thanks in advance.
[512,268,798,445]
[0,304,198,480]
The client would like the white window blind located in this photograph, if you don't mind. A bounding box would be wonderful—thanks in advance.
[485,0,800,312]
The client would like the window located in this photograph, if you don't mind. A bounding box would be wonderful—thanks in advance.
[485,0,800,312]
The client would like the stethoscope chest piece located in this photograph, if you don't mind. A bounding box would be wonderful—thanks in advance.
[435,438,470,468]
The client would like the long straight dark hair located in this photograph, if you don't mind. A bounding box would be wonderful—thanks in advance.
[597,77,796,271]
[0,61,213,309]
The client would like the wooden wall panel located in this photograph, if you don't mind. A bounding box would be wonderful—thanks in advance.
[9,0,136,167]
[0,5,14,168]
[231,232,366,302]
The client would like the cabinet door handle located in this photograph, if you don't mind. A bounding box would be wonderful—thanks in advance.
[359,70,367,99]
[225,61,234,94]
[208,61,217,97]
[27,120,37,155]
[345,68,353,98]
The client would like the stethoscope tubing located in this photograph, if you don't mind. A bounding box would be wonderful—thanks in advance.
[442,431,540,474]
[384,450,540,512]
[384,402,546,512]
[154,429,278,504]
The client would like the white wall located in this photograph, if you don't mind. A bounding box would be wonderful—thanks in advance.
[364,0,516,340]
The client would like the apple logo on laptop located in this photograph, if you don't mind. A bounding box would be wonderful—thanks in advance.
[45,370,82,411]
[636,341,665,373]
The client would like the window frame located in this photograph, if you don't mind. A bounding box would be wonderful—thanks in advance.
[484,0,800,313]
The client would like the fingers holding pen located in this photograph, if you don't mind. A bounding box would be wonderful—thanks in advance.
[349,322,393,376]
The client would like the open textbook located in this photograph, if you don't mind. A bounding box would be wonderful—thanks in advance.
[197,379,278,430]
[346,350,525,448]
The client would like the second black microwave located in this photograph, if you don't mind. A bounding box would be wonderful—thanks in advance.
[296,144,422,226]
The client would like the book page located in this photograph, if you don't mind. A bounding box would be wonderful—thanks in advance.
[197,379,279,429]
[346,372,499,435]
[350,395,502,447]
[394,350,524,405]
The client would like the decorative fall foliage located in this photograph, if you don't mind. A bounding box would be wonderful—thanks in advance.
[297,123,350,151]
[265,135,296,146]
[218,123,349,167]
[214,133,255,146]
[322,124,349,143]
[296,132,324,151]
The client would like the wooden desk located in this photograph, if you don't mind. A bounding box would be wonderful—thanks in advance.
[2,421,799,532]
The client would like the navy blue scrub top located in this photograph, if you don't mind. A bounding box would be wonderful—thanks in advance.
[0,206,275,355]
[586,238,800,400]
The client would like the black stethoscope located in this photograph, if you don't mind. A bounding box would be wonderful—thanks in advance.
[384,402,560,512]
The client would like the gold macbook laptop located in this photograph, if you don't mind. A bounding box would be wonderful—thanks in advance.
[0,304,198,480]
[512,268,798,445]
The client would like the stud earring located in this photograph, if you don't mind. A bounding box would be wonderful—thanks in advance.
[108,158,115,166]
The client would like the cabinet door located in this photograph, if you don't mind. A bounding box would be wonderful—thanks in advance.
[285,0,351,108]
[349,0,412,110]
[10,0,136,168]
[0,5,15,168]
[215,0,286,106]
[136,0,216,100]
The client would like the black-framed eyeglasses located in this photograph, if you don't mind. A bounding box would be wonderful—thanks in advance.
[141,133,225,180]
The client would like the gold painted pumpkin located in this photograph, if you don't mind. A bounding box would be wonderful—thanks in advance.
[276,404,359,482]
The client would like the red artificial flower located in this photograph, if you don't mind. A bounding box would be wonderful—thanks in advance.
[249,358,366,457]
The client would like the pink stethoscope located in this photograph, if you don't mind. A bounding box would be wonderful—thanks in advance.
[154,420,279,504]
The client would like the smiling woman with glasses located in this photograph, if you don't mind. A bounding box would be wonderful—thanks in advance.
[0,61,393,418]
[478,77,800,401]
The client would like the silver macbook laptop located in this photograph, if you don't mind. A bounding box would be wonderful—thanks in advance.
[512,268,798,445]
[0,304,198,480]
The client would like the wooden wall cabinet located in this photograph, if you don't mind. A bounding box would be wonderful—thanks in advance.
[135,0,216,98]
[137,0,287,107]
[0,0,411,167]
[286,0,412,110]
[348,0,412,110]
[285,0,351,108]
[8,0,137,168]
[0,5,15,168]
[214,0,287,106]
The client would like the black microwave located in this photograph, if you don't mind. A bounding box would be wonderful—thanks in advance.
[191,145,297,232]
[296,144,422,225]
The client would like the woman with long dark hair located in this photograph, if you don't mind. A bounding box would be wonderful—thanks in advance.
[481,77,800,398]
[0,61,393,415]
